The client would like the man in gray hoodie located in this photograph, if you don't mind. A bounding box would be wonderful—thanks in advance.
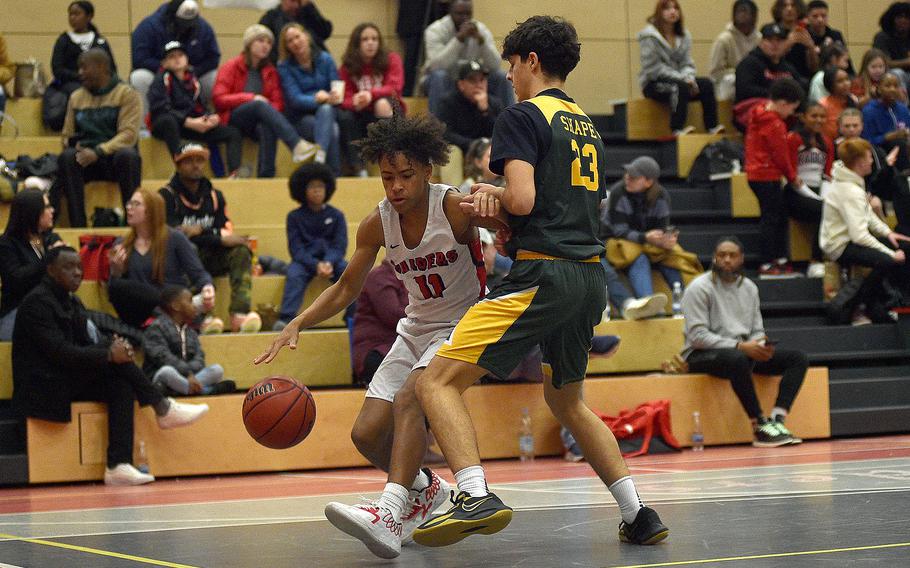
[681,236,808,448]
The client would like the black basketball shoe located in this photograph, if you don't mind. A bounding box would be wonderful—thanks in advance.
[411,491,512,547]
[618,506,669,545]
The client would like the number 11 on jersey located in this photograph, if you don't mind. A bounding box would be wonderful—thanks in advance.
[415,273,446,299]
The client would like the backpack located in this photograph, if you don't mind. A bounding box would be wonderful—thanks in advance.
[78,234,117,281]
[597,400,681,458]
[687,139,744,186]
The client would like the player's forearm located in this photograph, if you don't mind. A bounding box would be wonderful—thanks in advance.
[290,281,357,330]
[498,185,535,216]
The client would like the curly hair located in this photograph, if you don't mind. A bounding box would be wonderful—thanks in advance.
[500,16,580,81]
[289,162,337,204]
[357,114,450,167]
[880,2,910,35]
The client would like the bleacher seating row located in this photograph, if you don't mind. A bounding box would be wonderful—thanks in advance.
[22,368,831,483]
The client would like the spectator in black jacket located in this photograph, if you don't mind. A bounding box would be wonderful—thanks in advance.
[12,246,210,486]
[159,144,261,333]
[735,23,802,103]
[771,0,818,83]
[0,189,63,341]
[259,0,333,62]
[148,41,243,175]
[48,1,117,129]
[806,0,854,75]
[437,60,503,155]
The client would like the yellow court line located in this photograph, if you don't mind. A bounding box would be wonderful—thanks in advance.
[613,541,910,568]
[0,532,199,568]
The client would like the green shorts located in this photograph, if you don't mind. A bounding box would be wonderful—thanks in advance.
[436,254,606,387]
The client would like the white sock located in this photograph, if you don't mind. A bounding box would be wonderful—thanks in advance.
[377,482,410,521]
[411,469,430,492]
[771,407,788,421]
[608,476,644,524]
[454,465,487,497]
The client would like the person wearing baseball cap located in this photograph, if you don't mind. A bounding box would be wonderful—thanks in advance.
[148,41,243,176]
[599,156,692,320]
[130,1,221,118]
[436,60,503,154]
[159,143,261,333]
[734,22,802,105]
[212,23,318,177]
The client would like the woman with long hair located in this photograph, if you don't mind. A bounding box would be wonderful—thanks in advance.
[0,189,63,340]
[638,0,720,136]
[212,24,317,178]
[852,48,906,108]
[107,188,214,328]
[278,23,344,176]
[338,23,405,174]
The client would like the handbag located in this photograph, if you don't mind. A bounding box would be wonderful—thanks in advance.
[13,58,47,98]
[78,234,117,281]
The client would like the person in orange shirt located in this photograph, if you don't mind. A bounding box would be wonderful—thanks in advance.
[819,66,858,140]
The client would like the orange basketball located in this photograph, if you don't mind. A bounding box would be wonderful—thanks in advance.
[242,376,316,449]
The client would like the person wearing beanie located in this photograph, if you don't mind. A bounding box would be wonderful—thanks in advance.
[130,1,221,117]
[212,24,317,178]
[148,41,243,176]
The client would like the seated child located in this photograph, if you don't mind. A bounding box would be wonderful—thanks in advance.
[143,285,236,396]
[275,162,351,329]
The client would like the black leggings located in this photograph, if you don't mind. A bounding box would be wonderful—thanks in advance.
[686,348,808,419]
[107,278,161,328]
[642,77,718,131]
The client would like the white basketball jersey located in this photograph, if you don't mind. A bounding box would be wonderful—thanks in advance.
[378,183,485,324]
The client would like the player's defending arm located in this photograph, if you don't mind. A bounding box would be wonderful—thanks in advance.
[254,211,384,364]
[469,159,536,217]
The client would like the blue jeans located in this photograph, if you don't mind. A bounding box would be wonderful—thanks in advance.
[229,100,301,178]
[0,308,16,341]
[424,68,515,116]
[153,364,225,395]
[295,103,341,176]
[280,259,349,321]
[626,253,683,297]
[600,257,634,312]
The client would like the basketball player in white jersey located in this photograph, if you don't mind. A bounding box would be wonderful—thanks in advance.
[255,114,505,558]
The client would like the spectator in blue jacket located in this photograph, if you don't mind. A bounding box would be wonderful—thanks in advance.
[278,23,344,176]
[130,0,220,117]
[862,72,910,171]
[275,163,349,328]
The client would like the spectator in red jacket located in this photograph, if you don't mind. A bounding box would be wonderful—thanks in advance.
[212,24,316,178]
[745,77,804,277]
[338,23,405,175]
[351,260,408,385]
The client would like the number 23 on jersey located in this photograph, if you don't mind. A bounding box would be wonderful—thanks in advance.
[571,139,598,191]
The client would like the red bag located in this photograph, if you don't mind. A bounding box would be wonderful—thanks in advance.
[597,400,681,458]
[78,235,117,281]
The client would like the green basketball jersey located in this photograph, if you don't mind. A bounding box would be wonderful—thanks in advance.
[489,89,607,260]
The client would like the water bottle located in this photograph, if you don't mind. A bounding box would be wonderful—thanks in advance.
[691,411,705,452]
[137,440,150,474]
[672,282,683,317]
[519,408,535,462]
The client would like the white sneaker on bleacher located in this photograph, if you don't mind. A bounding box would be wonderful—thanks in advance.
[104,463,155,486]
[157,398,209,430]
[622,294,667,320]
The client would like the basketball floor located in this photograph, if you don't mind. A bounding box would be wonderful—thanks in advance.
[1,436,910,567]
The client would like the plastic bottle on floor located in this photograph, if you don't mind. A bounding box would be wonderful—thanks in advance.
[519,408,535,462]
[137,440,150,473]
[672,282,683,317]
[691,411,704,452]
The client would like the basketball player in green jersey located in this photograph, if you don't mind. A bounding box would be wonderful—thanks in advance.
[411,16,669,548]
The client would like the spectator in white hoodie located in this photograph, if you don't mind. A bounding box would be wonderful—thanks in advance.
[821,138,910,321]
[709,0,761,101]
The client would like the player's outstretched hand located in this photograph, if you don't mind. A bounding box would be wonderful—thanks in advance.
[463,183,502,217]
[254,322,300,365]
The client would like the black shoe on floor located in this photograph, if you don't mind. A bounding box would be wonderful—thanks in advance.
[618,506,669,545]
[206,380,236,395]
[411,491,512,547]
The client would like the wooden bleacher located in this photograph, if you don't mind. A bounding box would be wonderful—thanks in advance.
[21,367,830,483]
[621,99,736,142]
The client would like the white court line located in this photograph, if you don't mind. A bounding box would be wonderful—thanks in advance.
[2,486,907,544]
[0,564,25,568]
[279,473,388,482]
